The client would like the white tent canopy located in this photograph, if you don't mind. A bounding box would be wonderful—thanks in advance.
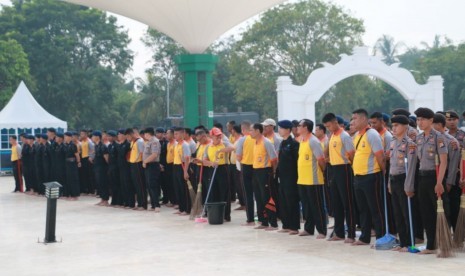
[0,81,67,129]
[64,0,287,53]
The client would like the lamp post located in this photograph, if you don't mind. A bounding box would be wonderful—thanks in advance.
[43,181,62,243]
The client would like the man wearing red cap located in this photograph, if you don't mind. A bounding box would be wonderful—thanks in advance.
[201,127,235,221]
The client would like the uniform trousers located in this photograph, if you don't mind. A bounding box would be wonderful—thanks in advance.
[146,162,161,208]
[331,164,356,239]
[253,167,277,227]
[298,184,327,235]
[390,174,411,248]
[242,164,255,223]
[173,164,190,213]
[130,162,147,209]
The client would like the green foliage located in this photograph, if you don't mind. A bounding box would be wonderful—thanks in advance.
[0,38,32,107]
[0,0,133,129]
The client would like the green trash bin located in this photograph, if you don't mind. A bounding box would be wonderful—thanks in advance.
[205,202,226,225]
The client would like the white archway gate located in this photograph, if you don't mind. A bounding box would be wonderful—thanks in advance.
[277,46,444,122]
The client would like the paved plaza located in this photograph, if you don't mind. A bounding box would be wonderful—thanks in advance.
[0,176,463,275]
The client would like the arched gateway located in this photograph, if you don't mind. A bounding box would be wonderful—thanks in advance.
[277,46,444,122]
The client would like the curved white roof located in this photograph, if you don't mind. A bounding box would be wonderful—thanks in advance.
[64,0,287,53]
[0,81,67,129]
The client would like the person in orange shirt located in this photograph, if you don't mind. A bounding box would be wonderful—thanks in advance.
[10,135,23,193]
[173,127,191,215]
[125,128,147,211]
[236,120,256,226]
[250,123,278,230]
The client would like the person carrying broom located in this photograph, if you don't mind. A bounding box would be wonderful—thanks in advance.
[414,108,449,255]
[201,127,235,222]
[388,115,417,252]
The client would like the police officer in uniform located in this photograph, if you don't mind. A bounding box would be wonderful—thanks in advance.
[414,107,448,254]
[156,128,169,205]
[22,135,35,194]
[388,115,417,252]
[444,110,465,230]
[276,120,300,235]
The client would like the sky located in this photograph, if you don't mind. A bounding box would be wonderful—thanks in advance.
[1,0,464,80]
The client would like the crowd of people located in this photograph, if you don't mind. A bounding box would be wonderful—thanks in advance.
[8,107,465,255]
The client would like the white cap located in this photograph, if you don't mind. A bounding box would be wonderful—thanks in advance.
[261,118,276,126]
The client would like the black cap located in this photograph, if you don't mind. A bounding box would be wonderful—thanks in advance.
[107,130,117,137]
[92,130,102,138]
[155,127,165,134]
[47,127,56,133]
[392,108,411,117]
[414,107,435,119]
[64,131,73,137]
[445,110,459,119]
[118,128,125,135]
[391,115,409,125]
[144,127,155,135]
[277,120,293,129]
[56,133,64,138]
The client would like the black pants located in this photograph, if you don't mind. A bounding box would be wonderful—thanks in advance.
[23,161,34,192]
[385,162,396,234]
[34,162,44,195]
[108,165,121,205]
[79,157,92,194]
[253,167,277,227]
[119,163,134,207]
[94,165,109,201]
[66,161,80,197]
[331,164,356,239]
[279,174,300,231]
[165,163,176,205]
[131,162,147,209]
[354,172,384,244]
[234,168,245,206]
[242,164,254,223]
[390,174,411,248]
[298,184,327,235]
[12,160,23,192]
[146,162,161,208]
[206,165,231,220]
[448,175,461,230]
[173,164,190,213]
[413,164,424,240]
[159,163,169,204]
[228,164,238,202]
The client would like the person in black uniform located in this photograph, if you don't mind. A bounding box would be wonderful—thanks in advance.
[276,120,300,235]
[64,132,81,200]
[156,128,169,205]
[40,134,52,185]
[32,134,41,195]
[107,130,121,206]
[92,130,110,206]
[117,129,133,208]
[51,133,67,196]
[22,135,34,194]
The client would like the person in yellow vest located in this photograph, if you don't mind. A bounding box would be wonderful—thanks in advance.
[125,128,147,211]
[296,119,327,238]
[79,130,94,195]
[173,127,191,215]
[235,120,256,226]
[10,135,23,193]
[193,129,210,204]
[351,109,386,246]
[202,127,235,221]
[249,123,278,230]
[165,128,177,208]
[227,121,238,203]
[322,113,356,243]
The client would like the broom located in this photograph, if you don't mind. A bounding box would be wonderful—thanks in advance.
[195,166,218,223]
[435,154,455,258]
[453,149,465,249]
[405,157,420,253]
[374,176,398,250]
[190,164,204,220]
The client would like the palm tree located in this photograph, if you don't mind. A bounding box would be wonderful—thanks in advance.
[421,35,453,50]
[131,73,167,126]
[374,35,404,65]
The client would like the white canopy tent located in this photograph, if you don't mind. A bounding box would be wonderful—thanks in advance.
[64,0,288,53]
[0,81,67,171]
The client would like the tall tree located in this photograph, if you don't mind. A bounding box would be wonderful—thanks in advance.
[374,35,403,65]
[0,38,32,107]
[0,0,133,129]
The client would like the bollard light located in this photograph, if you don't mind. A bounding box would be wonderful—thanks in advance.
[43,181,62,243]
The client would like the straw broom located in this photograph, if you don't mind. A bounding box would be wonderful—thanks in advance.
[453,149,465,250]
[435,155,455,258]
[190,164,204,220]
